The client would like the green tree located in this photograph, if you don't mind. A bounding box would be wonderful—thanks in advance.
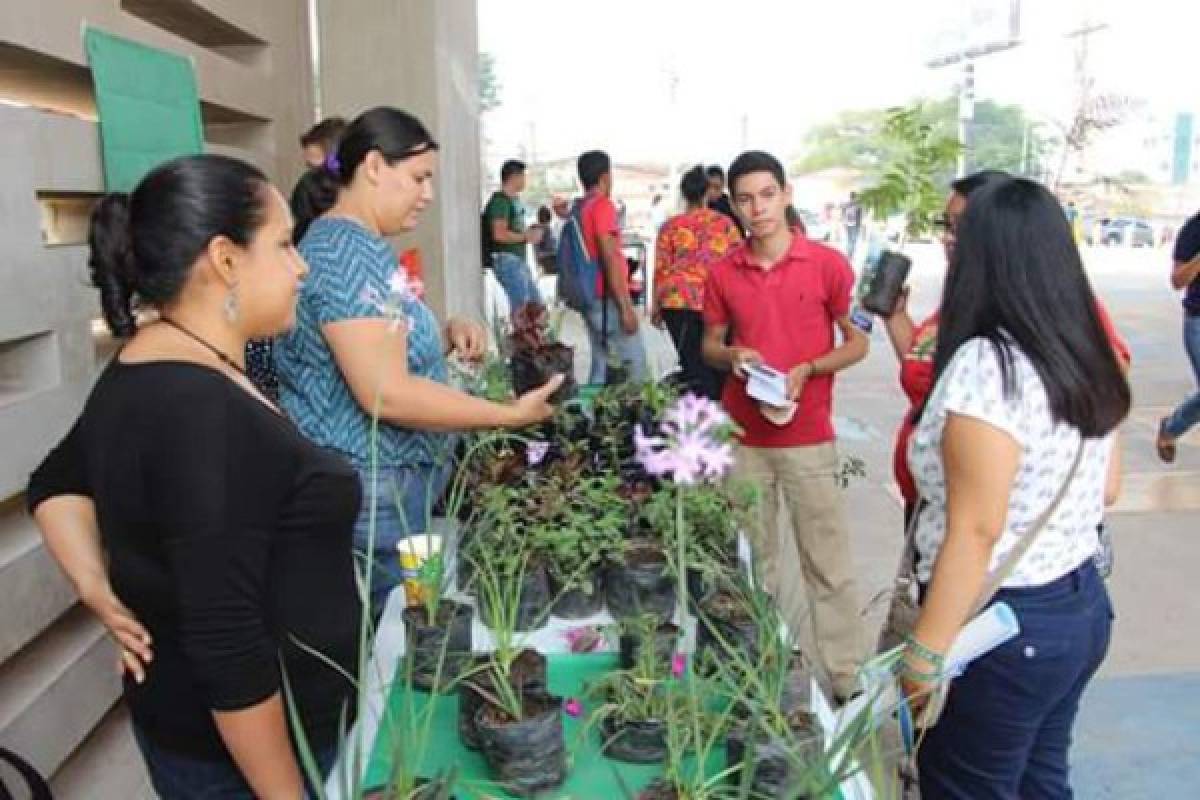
[796,96,1051,182]
[857,104,960,241]
[479,51,501,114]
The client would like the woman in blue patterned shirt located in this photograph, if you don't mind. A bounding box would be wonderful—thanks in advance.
[278,108,562,616]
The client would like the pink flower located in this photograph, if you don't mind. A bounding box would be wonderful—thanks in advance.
[564,626,603,653]
[563,698,583,718]
[526,441,550,466]
[671,653,687,678]
[634,393,735,485]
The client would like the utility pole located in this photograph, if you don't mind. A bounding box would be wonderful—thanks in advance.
[926,0,1021,178]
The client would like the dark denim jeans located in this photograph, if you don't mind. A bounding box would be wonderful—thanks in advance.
[354,463,451,620]
[918,561,1113,800]
[133,726,337,799]
[491,251,542,312]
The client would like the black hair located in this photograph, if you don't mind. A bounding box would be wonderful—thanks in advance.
[291,107,439,242]
[536,205,552,225]
[951,169,1011,198]
[930,177,1130,437]
[706,165,725,181]
[299,116,346,149]
[785,205,806,234]
[727,151,786,197]
[681,165,709,206]
[501,159,526,182]
[577,150,611,190]
[88,154,269,338]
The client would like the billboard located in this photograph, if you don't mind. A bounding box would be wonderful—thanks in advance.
[925,0,1022,67]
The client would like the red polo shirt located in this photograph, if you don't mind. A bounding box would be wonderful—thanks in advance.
[580,190,627,298]
[704,234,854,448]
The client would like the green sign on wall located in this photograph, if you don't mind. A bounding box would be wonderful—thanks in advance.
[84,28,204,192]
[1173,112,1194,187]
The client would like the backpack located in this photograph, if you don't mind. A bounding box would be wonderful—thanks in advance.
[556,198,604,312]
[480,209,494,270]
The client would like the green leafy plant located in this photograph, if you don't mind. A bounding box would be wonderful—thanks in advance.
[529,472,628,594]
[858,103,961,244]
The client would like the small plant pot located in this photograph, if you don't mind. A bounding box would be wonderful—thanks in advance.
[695,591,761,676]
[549,572,605,620]
[511,344,577,405]
[725,722,825,798]
[600,715,668,764]
[617,622,680,672]
[605,540,676,623]
[402,601,473,693]
[475,692,568,797]
[458,649,547,751]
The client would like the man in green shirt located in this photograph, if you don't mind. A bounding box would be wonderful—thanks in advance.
[485,159,543,310]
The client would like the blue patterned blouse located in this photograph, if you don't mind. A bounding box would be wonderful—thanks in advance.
[275,216,449,470]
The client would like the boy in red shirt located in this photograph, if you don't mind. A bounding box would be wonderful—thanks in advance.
[702,151,868,701]
[576,150,646,384]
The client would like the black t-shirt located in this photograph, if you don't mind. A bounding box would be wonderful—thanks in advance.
[1173,211,1200,313]
[27,360,361,758]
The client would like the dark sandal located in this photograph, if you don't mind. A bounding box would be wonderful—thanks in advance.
[1157,418,1177,464]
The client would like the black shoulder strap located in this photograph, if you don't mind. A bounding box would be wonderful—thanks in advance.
[0,748,53,800]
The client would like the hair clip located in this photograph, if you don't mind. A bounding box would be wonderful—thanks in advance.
[323,152,341,175]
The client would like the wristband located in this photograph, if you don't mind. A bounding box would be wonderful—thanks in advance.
[903,633,946,669]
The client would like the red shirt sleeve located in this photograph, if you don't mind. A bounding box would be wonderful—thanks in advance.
[593,196,619,238]
[703,260,730,326]
[1095,299,1131,366]
[824,250,854,319]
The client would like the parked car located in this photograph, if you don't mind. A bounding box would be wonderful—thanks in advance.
[1097,217,1155,247]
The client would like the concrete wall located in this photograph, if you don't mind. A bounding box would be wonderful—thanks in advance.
[0,1,314,794]
[0,1,484,792]
[317,0,484,321]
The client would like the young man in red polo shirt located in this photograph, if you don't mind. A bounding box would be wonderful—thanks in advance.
[702,151,869,701]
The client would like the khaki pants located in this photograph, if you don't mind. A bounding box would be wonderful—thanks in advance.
[732,442,863,697]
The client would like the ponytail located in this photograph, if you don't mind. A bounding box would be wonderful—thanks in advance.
[88,194,138,338]
[290,167,340,244]
[86,154,269,338]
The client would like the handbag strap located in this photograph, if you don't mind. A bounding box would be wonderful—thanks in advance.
[969,442,1086,616]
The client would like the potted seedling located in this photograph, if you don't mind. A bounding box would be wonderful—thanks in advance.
[460,553,565,796]
[530,473,628,619]
[398,540,473,693]
[586,613,688,765]
[507,301,575,404]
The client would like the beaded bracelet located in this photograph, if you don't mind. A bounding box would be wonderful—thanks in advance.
[903,633,946,669]
[900,659,942,684]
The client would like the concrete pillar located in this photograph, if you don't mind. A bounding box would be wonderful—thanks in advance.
[317,0,483,321]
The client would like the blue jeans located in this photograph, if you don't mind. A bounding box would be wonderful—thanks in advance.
[918,562,1113,799]
[583,299,648,385]
[354,463,450,620]
[492,251,541,311]
[1163,313,1200,439]
[133,726,336,799]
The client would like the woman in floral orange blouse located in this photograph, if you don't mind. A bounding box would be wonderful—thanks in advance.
[652,165,742,399]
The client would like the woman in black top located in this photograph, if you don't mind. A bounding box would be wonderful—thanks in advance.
[27,154,360,799]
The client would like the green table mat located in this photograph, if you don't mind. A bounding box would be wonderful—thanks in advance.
[365,652,846,799]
